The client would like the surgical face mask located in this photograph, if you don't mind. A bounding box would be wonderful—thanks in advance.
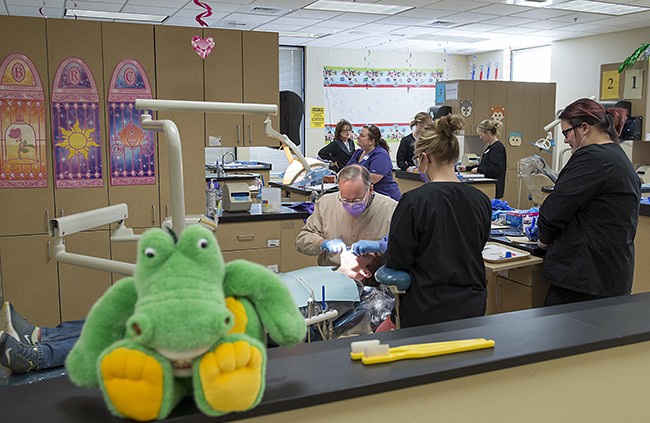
[342,200,367,216]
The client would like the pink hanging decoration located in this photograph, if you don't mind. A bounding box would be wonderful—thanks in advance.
[194,0,213,27]
[191,36,215,59]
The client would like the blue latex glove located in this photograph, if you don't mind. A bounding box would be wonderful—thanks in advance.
[351,236,388,255]
[525,217,539,242]
[320,239,346,254]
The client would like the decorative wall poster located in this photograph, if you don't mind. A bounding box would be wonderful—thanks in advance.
[0,53,48,188]
[51,57,103,188]
[322,66,442,144]
[108,59,155,186]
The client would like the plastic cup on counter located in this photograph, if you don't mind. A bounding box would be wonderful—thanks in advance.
[261,187,281,213]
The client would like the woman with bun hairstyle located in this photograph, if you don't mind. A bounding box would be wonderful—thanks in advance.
[383,115,492,328]
[347,124,401,201]
[396,111,433,171]
[538,98,640,306]
[318,119,356,172]
[458,119,507,198]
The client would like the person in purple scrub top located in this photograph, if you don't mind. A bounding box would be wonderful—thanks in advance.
[348,124,401,201]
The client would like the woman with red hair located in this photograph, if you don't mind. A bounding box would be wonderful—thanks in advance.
[538,98,640,306]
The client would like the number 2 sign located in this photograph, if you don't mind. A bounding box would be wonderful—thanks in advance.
[600,70,620,100]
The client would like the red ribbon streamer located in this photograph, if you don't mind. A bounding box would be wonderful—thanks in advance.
[194,0,213,27]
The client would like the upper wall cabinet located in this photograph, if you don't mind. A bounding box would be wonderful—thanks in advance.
[204,28,243,147]
[154,25,205,218]
[243,31,280,147]
[101,22,159,229]
[46,19,109,219]
[0,17,54,236]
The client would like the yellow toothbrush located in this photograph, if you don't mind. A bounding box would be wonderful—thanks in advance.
[350,338,495,365]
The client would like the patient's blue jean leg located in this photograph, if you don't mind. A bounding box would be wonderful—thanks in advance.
[37,320,85,370]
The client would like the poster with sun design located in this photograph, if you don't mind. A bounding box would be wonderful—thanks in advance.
[51,57,103,189]
[0,53,48,188]
[108,59,155,186]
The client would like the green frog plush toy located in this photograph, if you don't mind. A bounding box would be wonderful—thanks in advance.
[65,225,307,421]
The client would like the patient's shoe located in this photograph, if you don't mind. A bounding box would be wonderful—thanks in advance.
[0,331,39,374]
[0,302,41,345]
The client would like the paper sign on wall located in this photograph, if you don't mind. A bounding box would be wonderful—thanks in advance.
[311,106,325,128]
[623,69,644,100]
[445,82,458,101]
[600,70,620,100]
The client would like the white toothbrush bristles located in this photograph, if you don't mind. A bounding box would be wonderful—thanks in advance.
[350,339,380,354]
[363,343,390,358]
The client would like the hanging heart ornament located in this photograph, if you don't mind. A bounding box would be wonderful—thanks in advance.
[191,36,215,59]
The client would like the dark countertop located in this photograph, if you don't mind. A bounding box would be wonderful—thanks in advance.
[2,292,650,422]
[206,172,261,182]
[394,169,497,185]
[217,203,311,223]
[269,181,338,197]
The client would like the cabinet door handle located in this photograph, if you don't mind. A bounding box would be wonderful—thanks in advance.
[151,204,156,225]
[237,234,254,241]
[236,125,241,145]
[165,204,169,218]
[248,125,253,145]
[60,209,65,217]
[45,209,50,231]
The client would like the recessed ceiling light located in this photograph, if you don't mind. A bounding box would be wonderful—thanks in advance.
[304,1,413,15]
[65,9,168,23]
[547,0,649,15]
[515,0,553,7]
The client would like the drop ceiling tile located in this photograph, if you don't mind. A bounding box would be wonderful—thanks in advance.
[284,9,342,19]
[429,0,489,12]
[512,8,573,19]
[6,5,64,17]
[470,3,532,16]
[487,15,537,26]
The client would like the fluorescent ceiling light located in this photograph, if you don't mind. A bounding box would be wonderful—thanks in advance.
[547,0,649,15]
[65,9,169,23]
[515,0,553,7]
[279,31,329,38]
[304,1,413,15]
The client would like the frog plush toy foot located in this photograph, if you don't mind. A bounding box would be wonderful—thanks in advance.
[65,225,307,421]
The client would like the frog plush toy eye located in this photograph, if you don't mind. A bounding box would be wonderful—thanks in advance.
[66,225,306,421]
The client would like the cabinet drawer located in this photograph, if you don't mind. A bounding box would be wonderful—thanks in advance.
[216,221,281,251]
[222,248,281,272]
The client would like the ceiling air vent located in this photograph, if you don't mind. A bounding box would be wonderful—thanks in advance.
[428,20,456,27]
[249,6,285,15]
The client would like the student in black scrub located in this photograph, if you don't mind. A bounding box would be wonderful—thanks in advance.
[396,112,432,171]
[318,119,355,172]
[538,98,640,306]
[383,115,492,328]
[458,119,507,198]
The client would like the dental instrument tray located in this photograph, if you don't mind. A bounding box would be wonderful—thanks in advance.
[482,242,530,263]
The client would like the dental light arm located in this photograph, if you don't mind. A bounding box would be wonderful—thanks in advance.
[135,98,316,190]
[48,204,136,276]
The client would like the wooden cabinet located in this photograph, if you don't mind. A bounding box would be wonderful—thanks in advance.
[216,217,317,273]
[633,215,650,294]
[280,219,318,272]
[485,260,548,314]
[155,26,205,218]
[443,80,556,207]
[58,230,112,321]
[242,31,280,147]
[0,17,54,237]
[0,235,59,326]
[204,28,244,147]
[101,22,159,229]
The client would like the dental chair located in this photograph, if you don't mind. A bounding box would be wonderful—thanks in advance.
[374,266,411,329]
